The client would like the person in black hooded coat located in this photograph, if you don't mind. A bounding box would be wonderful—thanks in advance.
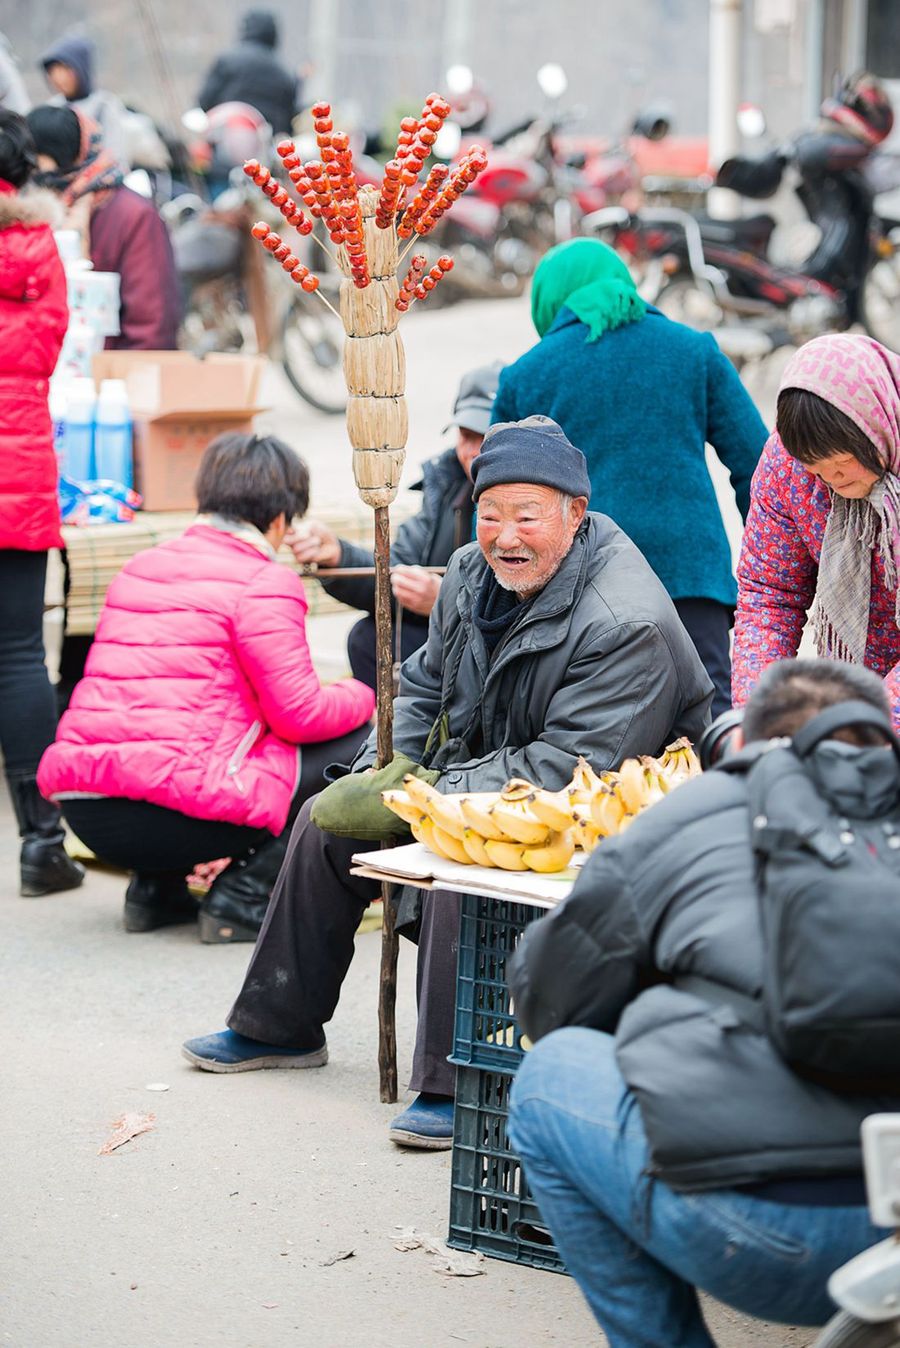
[196,10,301,137]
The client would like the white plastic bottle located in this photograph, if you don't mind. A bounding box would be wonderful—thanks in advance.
[48,379,67,477]
[94,379,133,488]
[60,376,97,483]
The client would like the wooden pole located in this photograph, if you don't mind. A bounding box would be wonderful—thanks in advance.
[374,506,399,1102]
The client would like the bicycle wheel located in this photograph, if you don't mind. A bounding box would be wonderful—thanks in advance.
[813,1310,900,1348]
[280,291,347,415]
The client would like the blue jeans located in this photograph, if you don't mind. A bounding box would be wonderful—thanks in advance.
[508,1027,887,1348]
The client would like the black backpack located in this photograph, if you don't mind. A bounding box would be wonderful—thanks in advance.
[689,700,900,1089]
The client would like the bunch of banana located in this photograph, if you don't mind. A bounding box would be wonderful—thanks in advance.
[381,775,576,873]
[380,740,700,872]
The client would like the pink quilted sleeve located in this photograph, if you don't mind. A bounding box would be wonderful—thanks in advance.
[233,565,375,743]
[883,663,900,736]
[731,434,819,706]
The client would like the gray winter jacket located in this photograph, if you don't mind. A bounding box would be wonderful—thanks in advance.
[355,512,713,787]
[508,747,900,1191]
[321,446,470,616]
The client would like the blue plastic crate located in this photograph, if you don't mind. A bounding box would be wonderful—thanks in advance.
[452,892,545,1071]
[448,1063,567,1274]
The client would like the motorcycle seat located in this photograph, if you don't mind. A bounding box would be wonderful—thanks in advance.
[698,213,776,251]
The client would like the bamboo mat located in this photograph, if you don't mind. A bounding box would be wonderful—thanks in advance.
[52,494,419,636]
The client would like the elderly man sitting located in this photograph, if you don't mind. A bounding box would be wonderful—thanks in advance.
[182,418,713,1147]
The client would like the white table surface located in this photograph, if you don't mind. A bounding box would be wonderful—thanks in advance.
[350,841,585,911]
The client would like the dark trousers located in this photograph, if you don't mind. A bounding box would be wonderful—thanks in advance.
[0,550,58,777]
[61,725,371,874]
[346,613,430,691]
[228,795,460,1096]
[673,598,733,719]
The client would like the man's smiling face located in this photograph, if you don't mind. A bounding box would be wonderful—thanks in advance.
[476,483,587,597]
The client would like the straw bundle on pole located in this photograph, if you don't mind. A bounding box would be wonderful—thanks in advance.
[246,101,488,1103]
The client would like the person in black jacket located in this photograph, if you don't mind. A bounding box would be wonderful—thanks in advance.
[182,419,712,1153]
[288,362,503,689]
[196,10,300,137]
[507,658,898,1347]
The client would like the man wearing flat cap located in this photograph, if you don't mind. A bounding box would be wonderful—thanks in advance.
[183,418,713,1146]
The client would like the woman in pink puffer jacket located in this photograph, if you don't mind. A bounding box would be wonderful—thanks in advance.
[39,432,375,941]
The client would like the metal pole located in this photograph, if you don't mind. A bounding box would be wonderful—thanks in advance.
[308,0,341,105]
[707,0,743,220]
[843,0,867,72]
[804,0,826,124]
[374,505,399,1103]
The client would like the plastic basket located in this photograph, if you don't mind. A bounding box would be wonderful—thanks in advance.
[453,893,545,1071]
[448,1063,566,1274]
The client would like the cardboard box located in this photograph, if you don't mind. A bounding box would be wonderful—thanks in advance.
[92,351,267,511]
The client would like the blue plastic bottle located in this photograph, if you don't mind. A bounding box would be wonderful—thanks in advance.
[94,379,133,489]
[60,377,96,483]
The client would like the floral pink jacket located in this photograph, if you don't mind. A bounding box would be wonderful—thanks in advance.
[39,524,375,833]
[732,433,900,726]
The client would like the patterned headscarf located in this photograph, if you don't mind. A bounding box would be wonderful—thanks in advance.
[531,238,646,341]
[33,109,123,207]
[778,333,900,665]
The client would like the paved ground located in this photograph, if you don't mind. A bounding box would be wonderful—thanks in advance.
[3,298,821,1347]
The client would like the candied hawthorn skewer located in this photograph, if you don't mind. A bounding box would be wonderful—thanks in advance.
[396,256,453,311]
[394,254,428,311]
[397,164,449,238]
[250,221,341,318]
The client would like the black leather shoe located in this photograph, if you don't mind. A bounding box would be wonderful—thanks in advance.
[124,873,198,933]
[198,833,289,943]
[7,775,85,897]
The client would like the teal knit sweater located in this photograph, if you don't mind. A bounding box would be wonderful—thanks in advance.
[491,307,768,607]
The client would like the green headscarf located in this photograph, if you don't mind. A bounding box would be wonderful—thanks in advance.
[531,238,647,341]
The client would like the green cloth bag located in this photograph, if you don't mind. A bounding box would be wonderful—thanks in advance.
[310,753,440,841]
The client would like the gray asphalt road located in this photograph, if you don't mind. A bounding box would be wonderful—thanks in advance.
[2,298,817,1348]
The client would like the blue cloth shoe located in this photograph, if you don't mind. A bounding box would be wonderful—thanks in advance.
[389,1093,454,1150]
[181,1029,328,1074]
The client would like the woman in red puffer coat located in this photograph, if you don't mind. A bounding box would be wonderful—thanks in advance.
[0,110,83,899]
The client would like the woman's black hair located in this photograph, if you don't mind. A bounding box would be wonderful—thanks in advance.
[194,432,310,534]
[776,386,884,476]
[0,110,37,189]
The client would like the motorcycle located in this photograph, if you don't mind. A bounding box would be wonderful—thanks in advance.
[165,103,347,415]
[812,1114,900,1347]
[585,84,900,362]
[424,63,587,299]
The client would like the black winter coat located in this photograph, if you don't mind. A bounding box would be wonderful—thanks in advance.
[321,447,470,617]
[508,750,900,1191]
[197,33,299,136]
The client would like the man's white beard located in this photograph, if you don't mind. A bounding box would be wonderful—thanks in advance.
[489,541,570,594]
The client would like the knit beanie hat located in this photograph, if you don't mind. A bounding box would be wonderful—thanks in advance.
[471,416,591,501]
[26,105,81,171]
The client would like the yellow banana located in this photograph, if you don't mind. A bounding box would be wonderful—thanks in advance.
[459,794,509,840]
[659,737,701,780]
[432,824,473,865]
[489,799,551,846]
[381,790,425,827]
[571,806,601,852]
[567,756,604,805]
[461,828,497,867]
[499,778,539,801]
[523,829,576,873]
[591,786,626,837]
[403,773,446,812]
[484,838,530,870]
[616,757,650,815]
[528,789,575,832]
[411,816,441,853]
[423,793,468,841]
